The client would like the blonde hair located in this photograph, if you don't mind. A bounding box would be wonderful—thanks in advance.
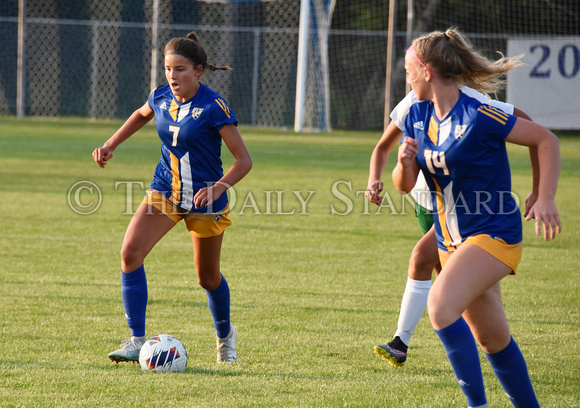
[165,32,232,72]
[412,27,521,95]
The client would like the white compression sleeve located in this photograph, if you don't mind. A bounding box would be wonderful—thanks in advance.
[394,277,432,346]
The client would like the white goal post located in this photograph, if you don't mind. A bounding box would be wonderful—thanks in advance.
[295,0,335,132]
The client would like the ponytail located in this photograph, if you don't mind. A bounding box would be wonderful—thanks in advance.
[413,27,521,95]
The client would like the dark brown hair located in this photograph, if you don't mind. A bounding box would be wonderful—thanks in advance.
[165,32,231,71]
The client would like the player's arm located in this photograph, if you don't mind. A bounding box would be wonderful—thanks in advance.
[512,108,540,216]
[92,102,154,168]
[505,118,561,241]
[392,136,420,194]
[193,124,253,209]
[365,120,403,206]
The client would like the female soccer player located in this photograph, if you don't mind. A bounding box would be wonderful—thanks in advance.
[392,28,560,407]
[366,89,536,367]
[92,32,252,364]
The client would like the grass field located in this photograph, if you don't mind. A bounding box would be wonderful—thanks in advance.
[0,117,578,407]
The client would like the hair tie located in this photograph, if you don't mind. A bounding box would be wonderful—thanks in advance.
[443,32,450,40]
[407,45,434,76]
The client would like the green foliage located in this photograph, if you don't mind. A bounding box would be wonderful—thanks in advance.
[406,0,579,35]
[0,117,578,407]
[332,0,388,31]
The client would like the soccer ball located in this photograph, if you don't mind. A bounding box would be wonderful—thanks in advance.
[139,334,188,373]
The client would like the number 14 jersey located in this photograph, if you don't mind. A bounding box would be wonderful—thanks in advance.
[404,91,521,251]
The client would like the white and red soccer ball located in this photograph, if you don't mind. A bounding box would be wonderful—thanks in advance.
[139,334,188,373]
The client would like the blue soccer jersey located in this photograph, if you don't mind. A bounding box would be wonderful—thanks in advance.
[404,92,521,251]
[147,83,237,213]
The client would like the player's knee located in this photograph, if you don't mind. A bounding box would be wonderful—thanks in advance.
[427,295,459,329]
[427,303,444,328]
[120,243,145,272]
[196,270,221,291]
[408,249,437,280]
[472,329,510,354]
[474,334,494,353]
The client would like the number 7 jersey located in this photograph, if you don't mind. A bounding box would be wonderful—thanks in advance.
[147,83,238,213]
[404,91,521,252]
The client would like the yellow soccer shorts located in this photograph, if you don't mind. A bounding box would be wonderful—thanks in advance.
[141,189,232,238]
[438,234,523,274]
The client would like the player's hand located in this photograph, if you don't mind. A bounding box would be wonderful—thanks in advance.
[365,180,384,206]
[92,146,114,168]
[525,197,561,241]
[194,187,214,209]
[523,190,538,218]
[194,183,227,210]
[398,137,418,167]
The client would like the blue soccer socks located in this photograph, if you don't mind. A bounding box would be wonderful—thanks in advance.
[206,274,231,339]
[120,267,234,342]
[485,336,539,407]
[434,317,487,407]
[436,318,539,407]
[121,265,148,338]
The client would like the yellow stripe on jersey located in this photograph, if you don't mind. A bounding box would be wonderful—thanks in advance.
[433,178,460,251]
[169,150,181,204]
[433,179,453,250]
[427,117,439,145]
[478,105,509,125]
[215,98,231,118]
[169,99,179,122]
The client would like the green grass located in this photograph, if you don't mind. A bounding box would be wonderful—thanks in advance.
[0,117,578,407]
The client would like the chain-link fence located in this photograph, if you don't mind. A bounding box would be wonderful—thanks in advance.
[0,0,387,130]
[0,0,321,129]
[1,1,579,130]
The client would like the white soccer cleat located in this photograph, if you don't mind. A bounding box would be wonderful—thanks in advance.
[216,325,238,363]
[109,337,145,363]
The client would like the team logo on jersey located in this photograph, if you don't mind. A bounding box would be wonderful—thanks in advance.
[413,121,424,130]
[454,124,467,140]
[192,107,204,120]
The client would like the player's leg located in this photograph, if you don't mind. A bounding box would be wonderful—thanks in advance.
[396,227,439,341]
[192,232,237,363]
[429,243,513,407]
[463,281,539,407]
[462,284,510,354]
[121,203,177,273]
[187,210,236,363]
[110,203,177,362]
[375,225,439,366]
